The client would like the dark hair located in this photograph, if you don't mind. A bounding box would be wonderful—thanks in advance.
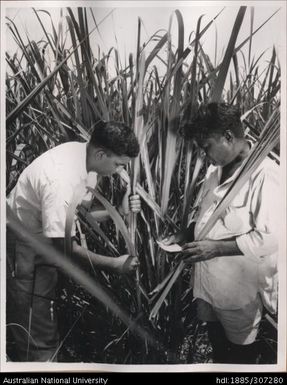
[89,121,140,157]
[184,103,244,143]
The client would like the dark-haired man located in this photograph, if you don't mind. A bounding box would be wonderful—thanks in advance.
[6,121,141,361]
[163,104,279,364]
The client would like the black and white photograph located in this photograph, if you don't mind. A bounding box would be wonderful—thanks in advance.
[1,0,286,373]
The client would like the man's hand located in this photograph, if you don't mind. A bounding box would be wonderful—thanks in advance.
[119,183,141,215]
[181,238,242,263]
[128,194,141,213]
[181,240,220,263]
[113,254,139,274]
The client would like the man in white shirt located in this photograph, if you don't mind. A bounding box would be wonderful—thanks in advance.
[6,121,141,362]
[163,103,279,363]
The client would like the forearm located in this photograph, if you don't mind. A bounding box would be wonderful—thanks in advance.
[50,237,136,275]
[80,203,127,223]
[78,202,111,223]
[181,237,243,263]
[72,240,116,272]
[89,209,111,222]
[215,239,243,256]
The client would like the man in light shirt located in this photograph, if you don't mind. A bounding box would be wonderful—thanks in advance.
[163,103,279,363]
[6,121,141,362]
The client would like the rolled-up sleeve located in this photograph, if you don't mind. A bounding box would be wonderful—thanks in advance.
[236,167,279,260]
[41,178,75,238]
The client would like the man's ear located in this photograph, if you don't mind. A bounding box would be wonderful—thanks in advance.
[94,148,106,160]
[224,130,234,143]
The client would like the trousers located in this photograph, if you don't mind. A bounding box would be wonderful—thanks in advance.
[6,229,59,362]
[206,321,259,364]
[197,298,262,364]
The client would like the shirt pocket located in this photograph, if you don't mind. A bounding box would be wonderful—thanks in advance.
[221,185,252,234]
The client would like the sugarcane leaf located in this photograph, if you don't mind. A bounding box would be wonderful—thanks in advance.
[6,9,106,125]
[149,261,184,320]
[248,7,255,68]
[88,187,135,256]
[210,6,246,102]
[182,152,204,228]
[160,10,184,215]
[145,33,168,71]
[235,9,280,53]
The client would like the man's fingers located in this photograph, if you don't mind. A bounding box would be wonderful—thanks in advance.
[129,194,140,201]
[130,202,141,208]
[182,248,200,256]
[182,242,198,250]
[125,255,139,271]
[182,242,199,254]
[130,208,141,213]
[129,195,141,212]
[130,201,141,206]
[184,255,203,264]
[130,256,139,266]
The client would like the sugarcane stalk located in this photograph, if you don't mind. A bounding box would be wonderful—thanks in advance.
[131,50,146,312]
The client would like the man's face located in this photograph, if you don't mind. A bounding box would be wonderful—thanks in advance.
[198,133,235,167]
[91,150,131,176]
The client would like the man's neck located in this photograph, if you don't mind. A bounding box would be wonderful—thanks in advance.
[220,140,250,184]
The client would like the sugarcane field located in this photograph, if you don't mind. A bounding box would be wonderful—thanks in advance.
[2,1,286,370]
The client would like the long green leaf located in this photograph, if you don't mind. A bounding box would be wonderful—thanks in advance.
[6,9,107,125]
[210,6,246,102]
[89,188,136,256]
[161,9,184,215]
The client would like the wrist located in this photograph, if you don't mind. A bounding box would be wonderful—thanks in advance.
[100,254,118,273]
[118,204,129,216]
[214,239,242,257]
[117,204,124,215]
[110,257,122,274]
[215,240,224,256]
[109,256,117,271]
